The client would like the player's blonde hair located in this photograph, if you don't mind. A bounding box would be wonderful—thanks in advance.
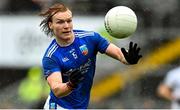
[39,3,70,37]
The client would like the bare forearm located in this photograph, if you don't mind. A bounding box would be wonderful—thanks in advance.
[105,43,128,64]
[158,91,173,101]
[51,82,72,98]
[157,84,173,101]
[47,72,73,98]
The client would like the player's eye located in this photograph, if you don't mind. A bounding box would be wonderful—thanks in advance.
[67,19,72,23]
[57,20,65,24]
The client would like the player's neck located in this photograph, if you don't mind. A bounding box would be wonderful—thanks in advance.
[55,34,75,47]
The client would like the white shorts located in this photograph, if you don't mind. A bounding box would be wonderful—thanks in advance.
[172,101,180,109]
[44,95,66,109]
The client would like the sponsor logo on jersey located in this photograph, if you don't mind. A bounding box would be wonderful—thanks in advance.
[64,59,91,76]
[79,45,88,55]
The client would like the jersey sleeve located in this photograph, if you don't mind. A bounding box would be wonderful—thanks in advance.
[163,71,175,88]
[42,57,61,78]
[93,32,110,53]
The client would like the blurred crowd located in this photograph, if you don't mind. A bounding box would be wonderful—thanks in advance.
[1,0,180,37]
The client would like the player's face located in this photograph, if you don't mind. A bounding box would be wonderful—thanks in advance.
[49,10,73,41]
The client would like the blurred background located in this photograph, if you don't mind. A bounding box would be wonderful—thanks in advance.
[0,0,180,109]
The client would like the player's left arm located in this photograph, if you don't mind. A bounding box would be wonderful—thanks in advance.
[105,42,142,64]
[157,83,174,101]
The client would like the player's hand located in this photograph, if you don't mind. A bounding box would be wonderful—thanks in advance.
[121,42,142,64]
[67,68,85,89]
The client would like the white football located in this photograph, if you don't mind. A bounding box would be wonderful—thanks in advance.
[104,6,137,39]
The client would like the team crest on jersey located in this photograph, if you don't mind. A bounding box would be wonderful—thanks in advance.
[79,44,88,55]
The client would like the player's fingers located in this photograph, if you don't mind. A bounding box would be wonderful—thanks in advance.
[129,42,133,49]
[133,43,137,50]
[136,47,141,53]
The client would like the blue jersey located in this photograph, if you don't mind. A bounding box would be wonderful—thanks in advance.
[42,30,109,109]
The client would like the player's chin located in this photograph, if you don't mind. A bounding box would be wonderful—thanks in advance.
[62,34,73,40]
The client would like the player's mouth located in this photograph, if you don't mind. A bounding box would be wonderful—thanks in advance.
[62,31,71,34]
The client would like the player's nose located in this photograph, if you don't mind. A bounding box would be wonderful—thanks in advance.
[63,22,69,28]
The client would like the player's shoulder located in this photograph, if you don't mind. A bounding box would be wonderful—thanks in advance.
[44,39,59,58]
[169,67,180,74]
[167,67,180,78]
[73,29,98,38]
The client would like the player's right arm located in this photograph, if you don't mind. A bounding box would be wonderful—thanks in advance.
[46,71,73,98]
[42,57,73,98]
[43,57,84,98]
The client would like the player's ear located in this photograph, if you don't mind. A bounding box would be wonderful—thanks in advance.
[49,21,53,29]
